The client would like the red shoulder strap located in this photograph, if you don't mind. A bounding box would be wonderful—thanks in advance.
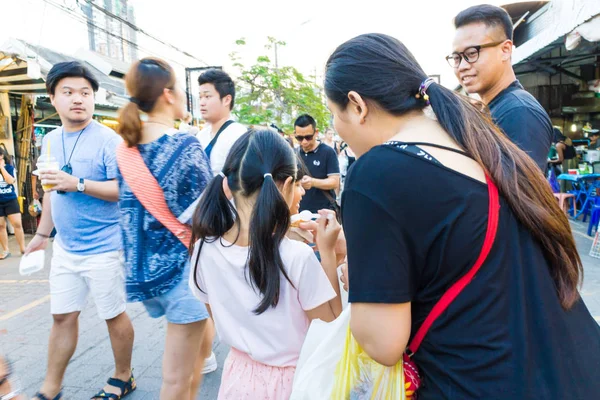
[116,142,192,248]
[407,174,500,355]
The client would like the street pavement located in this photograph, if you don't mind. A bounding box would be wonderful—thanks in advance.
[0,236,225,399]
[1,221,599,399]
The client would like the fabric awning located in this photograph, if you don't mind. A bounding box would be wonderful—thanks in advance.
[512,0,600,66]
[565,15,600,51]
[0,39,127,100]
[0,57,46,94]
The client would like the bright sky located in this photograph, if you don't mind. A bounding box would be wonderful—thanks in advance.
[129,0,512,88]
[1,0,522,88]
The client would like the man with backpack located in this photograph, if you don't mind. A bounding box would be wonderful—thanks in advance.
[196,69,247,176]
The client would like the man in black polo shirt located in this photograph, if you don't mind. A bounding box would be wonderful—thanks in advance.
[294,114,340,213]
[451,4,552,172]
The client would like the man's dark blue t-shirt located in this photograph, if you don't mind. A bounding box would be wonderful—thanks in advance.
[298,142,340,213]
[488,80,553,172]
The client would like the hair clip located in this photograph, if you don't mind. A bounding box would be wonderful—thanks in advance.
[416,77,436,105]
[140,58,169,72]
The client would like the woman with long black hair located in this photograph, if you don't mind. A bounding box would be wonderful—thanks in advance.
[327,33,600,399]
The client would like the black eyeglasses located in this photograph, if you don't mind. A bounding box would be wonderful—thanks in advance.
[445,41,506,68]
[295,134,314,142]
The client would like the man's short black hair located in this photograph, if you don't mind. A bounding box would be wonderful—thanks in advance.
[294,114,317,132]
[198,69,236,110]
[46,61,99,95]
[454,4,514,41]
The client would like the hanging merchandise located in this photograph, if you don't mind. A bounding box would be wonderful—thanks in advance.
[0,105,7,139]
[15,95,34,199]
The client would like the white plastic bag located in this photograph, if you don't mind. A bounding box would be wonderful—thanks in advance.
[290,306,351,400]
[337,264,348,310]
[19,250,45,276]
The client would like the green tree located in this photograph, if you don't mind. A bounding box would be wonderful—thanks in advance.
[230,37,330,134]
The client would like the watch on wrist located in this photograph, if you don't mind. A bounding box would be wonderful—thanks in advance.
[77,178,86,192]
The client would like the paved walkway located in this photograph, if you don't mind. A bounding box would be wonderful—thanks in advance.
[0,235,225,399]
[1,221,599,399]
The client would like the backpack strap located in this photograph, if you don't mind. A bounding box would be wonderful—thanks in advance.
[204,120,234,159]
[116,142,192,248]
[407,173,500,355]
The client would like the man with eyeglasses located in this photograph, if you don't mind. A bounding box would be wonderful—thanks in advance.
[451,4,553,172]
[294,114,340,213]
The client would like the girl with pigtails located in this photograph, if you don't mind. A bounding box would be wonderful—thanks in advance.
[189,129,342,399]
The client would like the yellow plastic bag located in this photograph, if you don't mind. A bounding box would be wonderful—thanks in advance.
[331,326,407,400]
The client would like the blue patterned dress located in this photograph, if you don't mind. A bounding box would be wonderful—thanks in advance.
[118,133,212,302]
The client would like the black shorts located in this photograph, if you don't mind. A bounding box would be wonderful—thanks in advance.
[0,198,20,217]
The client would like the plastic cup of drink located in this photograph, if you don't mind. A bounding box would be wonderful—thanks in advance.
[37,155,59,191]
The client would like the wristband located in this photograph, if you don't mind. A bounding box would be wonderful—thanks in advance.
[36,232,51,239]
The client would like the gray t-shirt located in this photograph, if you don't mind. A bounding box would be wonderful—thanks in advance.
[42,121,122,255]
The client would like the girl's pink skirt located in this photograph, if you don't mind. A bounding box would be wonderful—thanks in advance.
[218,348,296,400]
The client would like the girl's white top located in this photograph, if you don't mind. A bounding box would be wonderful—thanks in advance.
[189,236,336,367]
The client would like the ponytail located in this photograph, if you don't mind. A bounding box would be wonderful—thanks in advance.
[190,130,297,314]
[118,57,177,147]
[190,173,238,248]
[248,174,294,314]
[117,102,142,147]
[191,172,239,294]
[427,83,582,309]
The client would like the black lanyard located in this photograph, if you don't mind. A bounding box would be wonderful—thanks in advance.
[61,124,88,171]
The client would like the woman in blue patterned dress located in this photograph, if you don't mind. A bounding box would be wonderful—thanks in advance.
[117,58,215,400]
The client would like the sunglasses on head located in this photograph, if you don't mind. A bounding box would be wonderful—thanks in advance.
[295,134,314,142]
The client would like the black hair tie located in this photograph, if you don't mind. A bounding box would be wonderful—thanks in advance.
[129,97,156,112]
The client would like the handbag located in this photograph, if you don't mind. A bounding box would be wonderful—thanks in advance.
[116,142,192,248]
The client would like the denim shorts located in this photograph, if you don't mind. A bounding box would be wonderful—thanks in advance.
[142,266,209,324]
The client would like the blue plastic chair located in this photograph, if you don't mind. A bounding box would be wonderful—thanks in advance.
[586,197,600,236]
[577,180,600,220]
[588,206,600,236]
